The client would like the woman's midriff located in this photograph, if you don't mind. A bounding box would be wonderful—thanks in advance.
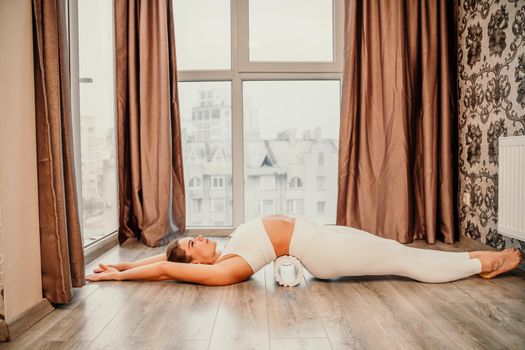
[261,214,295,257]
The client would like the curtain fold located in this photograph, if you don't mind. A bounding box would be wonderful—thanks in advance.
[114,0,185,247]
[32,0,85,304]
[337,0,457,244]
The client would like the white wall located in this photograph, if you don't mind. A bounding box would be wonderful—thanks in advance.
[0,0,44,323]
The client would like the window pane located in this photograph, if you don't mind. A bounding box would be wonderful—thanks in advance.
[243,80,339,223]
[258,200,275,215]
[191,198,202,213]
[78,0,118,246]
[173,0,231,70]
[249,0,333,62]
[317,176,325,189]
[179,82,232,227]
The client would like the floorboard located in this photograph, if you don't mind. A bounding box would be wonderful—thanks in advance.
[1,236,523,350]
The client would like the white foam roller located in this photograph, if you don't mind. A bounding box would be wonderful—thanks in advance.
[273,255,304,287]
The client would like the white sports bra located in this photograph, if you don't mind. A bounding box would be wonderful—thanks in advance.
[220,218,277,273]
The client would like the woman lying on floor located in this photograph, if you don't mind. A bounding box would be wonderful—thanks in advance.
[86,215,523,285]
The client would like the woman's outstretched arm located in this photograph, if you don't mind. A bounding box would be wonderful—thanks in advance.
[93,253,166,273]
[87,259,251,286]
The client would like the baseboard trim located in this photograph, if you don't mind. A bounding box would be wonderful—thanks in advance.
[2,298,54,341]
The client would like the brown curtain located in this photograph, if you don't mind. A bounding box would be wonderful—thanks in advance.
[32,0,85,304]
[337,0,457,244]
[114,0,185,247]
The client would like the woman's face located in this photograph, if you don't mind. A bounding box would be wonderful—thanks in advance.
[180,235,217,264]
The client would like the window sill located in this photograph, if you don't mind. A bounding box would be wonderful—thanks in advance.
[84,231,118,266]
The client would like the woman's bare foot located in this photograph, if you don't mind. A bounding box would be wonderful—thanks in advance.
[477,248,523,279]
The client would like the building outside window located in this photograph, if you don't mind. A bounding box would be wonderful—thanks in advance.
[211,198,226,212]
[259,175,276,190]
[191,198,202,213]
[287,199,304,214]
[189,176,202,189]
[258,199,276,215]
[288,176,303,189]
[317,176,325,190]
[317,201,325,214]
[211,175,225,189]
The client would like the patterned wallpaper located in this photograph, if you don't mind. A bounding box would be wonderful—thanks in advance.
[458,0,525,252]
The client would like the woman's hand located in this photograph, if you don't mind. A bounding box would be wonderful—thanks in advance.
[93,263,133,273]
[93,262,129,273]
[86,264,120,282]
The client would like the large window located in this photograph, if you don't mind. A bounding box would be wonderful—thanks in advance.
[175,0,343,231]
[71,0,118,246]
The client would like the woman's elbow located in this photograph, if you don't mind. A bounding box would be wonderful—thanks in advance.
[204,272,246,286]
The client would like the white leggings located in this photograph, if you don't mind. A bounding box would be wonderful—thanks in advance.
[288,217,482,283]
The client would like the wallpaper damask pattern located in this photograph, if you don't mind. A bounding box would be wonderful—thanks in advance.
[458,0,525,252]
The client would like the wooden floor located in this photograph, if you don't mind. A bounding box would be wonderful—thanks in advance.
[1,236,524,350]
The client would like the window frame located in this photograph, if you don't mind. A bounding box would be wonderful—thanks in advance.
[68,0,120,259]
[189,176,203,189]
[237,0,344,73]
[191,198,202,213]
[178,0,344,235]
[288,176,304,189]
[211,175,226,189]
[258,199,276,215]
[287,199,304,215]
